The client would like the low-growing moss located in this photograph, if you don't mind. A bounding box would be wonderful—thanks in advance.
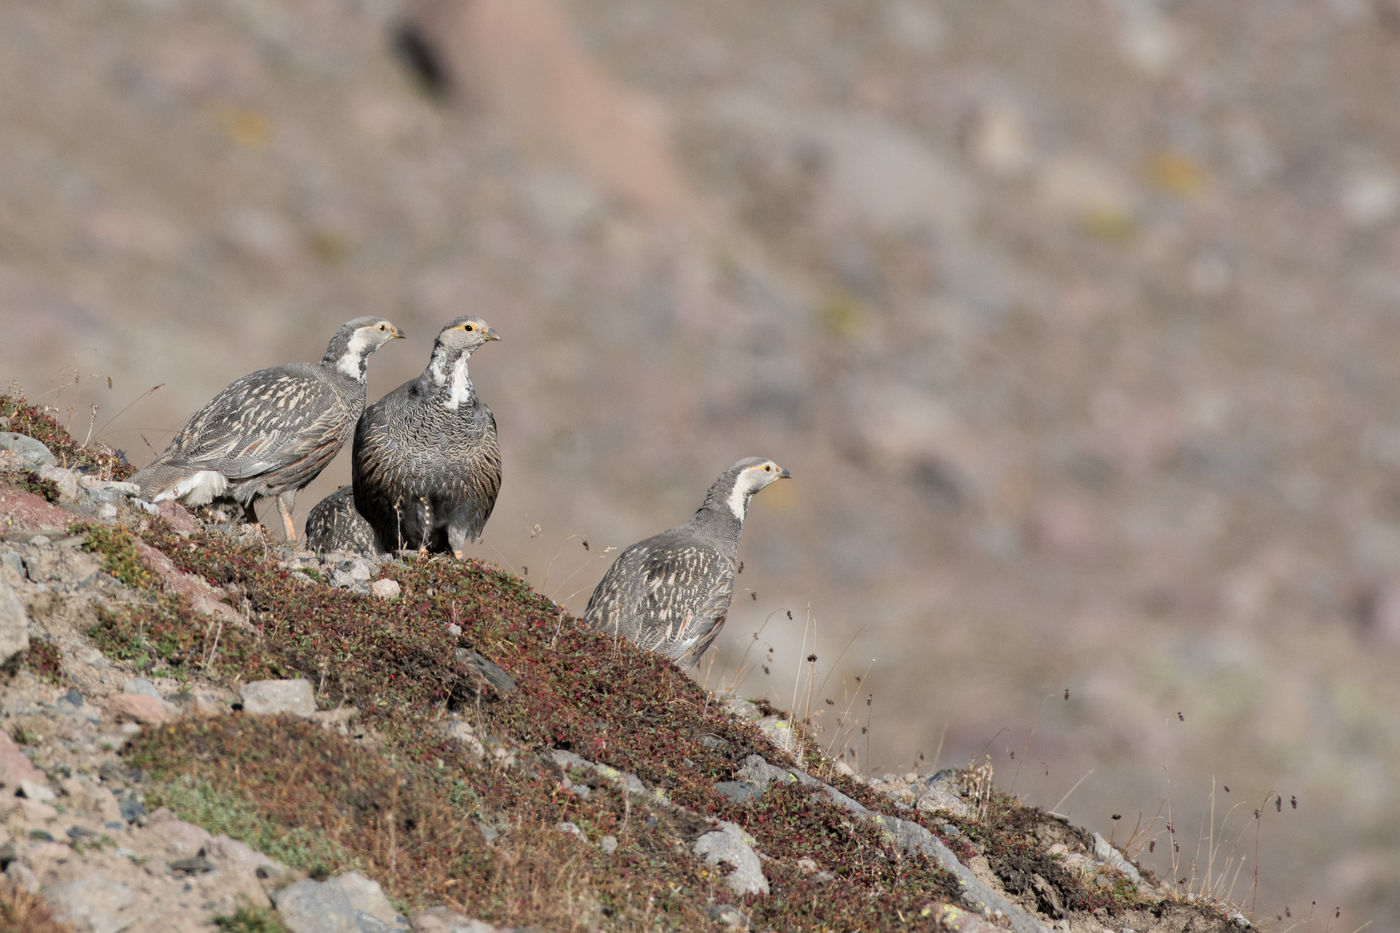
[213,905,289,933]
[21,640,63,685]
[1,470,60,502]
[76,523,153,589]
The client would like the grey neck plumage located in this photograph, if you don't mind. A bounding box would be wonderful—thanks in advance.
[323,326,372,382]
[421,343,477,410]
[691,473,747,540]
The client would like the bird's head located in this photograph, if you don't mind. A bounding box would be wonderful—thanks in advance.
[723,457,791,520]
[435,316,501,355]
[330,316,406,377]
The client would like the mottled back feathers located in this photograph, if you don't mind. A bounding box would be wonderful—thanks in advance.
[132,317,403,540]
[584,457,790,665]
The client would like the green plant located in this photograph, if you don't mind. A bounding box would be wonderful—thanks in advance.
[213,905,289,933]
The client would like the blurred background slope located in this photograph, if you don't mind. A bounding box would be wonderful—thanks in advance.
[4,0,1400,925]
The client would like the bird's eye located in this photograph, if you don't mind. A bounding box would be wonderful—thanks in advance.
[464,324,475,331]
[377,324,387,331]
[763,464,772,471]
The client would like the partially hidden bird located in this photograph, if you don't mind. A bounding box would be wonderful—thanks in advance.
[584,457,791,666]
[131,317,404,541]
[304,484,378,554]
[352,316,502,557]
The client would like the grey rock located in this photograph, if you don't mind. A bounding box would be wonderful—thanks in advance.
[915,773,972,818]
[599,834,617,855]
[44,874,137,933]
[714,780,762,804]
[274,878,360,933]
[18,779,55,803]
[755,714,799,754]
[369,578,401,599]
[1092,832,1143,885]
[37,465,80,501]
[708,903,749,926]
[336,871,409,930]
[120,677,161,699]
[0,582,30,666]
[556,820,585,840]
[169,855,215,874]
[119,796,144,823]
[0,432,55,468]
[692,820,769,896]
[240,678,316,717]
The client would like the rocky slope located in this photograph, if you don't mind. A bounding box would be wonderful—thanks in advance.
[3,2,1395,927]
[0,400,1257,931]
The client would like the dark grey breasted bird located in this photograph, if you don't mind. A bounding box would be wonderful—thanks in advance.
[131,317,405,542]
[584,457,791,666]
[352,316,501,557]
[304,485,379,554]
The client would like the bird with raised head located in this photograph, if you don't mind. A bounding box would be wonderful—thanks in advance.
[131,316,404,542]
[584,457,791,666]
[352,316,502,557]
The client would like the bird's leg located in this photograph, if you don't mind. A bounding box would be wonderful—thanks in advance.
[448,524,467,561]
[277,494,299,543]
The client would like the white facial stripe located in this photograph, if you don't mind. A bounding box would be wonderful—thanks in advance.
[337,328,375,378]
[727,468,758,520]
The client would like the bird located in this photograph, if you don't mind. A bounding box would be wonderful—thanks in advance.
[304,485,379,554]
[131,316,404,542]
[352,316,502,557]
[583,457,791,666]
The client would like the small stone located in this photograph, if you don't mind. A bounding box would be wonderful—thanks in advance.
[692,821,769,896]
[708,903,748,926]
[240,678,316,717]
[120,678,161,698]
[556,821,585,840]
[369,578,401,600]
[61,687,84,708]
[119,796,144,823]
[104,693,175,725]
[600,835,617,855]
[17,779,55,803]
[169,855,215,874]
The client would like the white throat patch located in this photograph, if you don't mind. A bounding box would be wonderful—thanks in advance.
[726,472,755,521]
[336,328,374,379]
[442,355,474,411]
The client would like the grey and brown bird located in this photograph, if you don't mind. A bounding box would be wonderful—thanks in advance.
[131,317,404,541]
[584,457,791,666]
[304,485,379,554]
[352,316,502,557]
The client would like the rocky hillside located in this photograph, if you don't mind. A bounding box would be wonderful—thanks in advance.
[0,399,1261,931]
[4,2,1397,928]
